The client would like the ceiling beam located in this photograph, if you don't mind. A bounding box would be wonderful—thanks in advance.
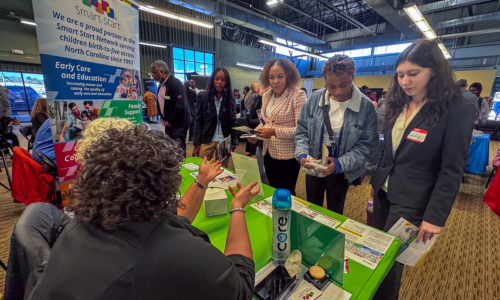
[313,0,375,34]
[418,0,492,14]
[277,1,339,32]
[440,28,500,38]
[431,11,500,29]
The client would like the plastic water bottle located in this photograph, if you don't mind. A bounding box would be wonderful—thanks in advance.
[272,189,292,266]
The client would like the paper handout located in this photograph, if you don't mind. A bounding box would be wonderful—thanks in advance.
[231,153,264,197]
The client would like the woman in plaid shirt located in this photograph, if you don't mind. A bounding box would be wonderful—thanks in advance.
[248,58,306,195]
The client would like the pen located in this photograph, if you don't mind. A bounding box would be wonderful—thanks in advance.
[278,277,301,300]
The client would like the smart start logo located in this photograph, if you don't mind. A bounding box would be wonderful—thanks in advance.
[82,0,115,19]
[302,292,314,300]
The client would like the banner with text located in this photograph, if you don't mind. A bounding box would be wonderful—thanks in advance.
[33,0,141,101]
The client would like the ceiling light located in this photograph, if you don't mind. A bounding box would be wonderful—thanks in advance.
[415,21,430,32]
[20,19,36,26]
[404,6,423,22]
[267,0,279,5]
[423,31,437,39]
[139,41,167,48]
[236,62,263,70]
[258,39,326,60]
[437,43,451,59]
[139,6,213,28]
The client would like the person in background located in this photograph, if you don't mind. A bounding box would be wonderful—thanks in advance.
[151,60,190,155]
[242,86,250,103]
[360,85,370,96]
[377,91,388,133]
[184,81,197,142]
[143,91,159,124]
[369,91,377,102]
[370,40,475,300]
[248,58,307,195]
[30,98,49,142]
[242,86,254,117]
[456,79,479,112]
[246,81,262,156]
[295,55,378,214]
[28,125,259,300]
[192,68,238,168]
[469,82,489,126]
[234,89,241,100]
[31,119,55,165]
[485,96,494,110]
[378,91,388,106]
[84,101,100,121]
[0,84,20,147]
[189,79,199,94]
[58,102,81,142]
[300,87,308,98]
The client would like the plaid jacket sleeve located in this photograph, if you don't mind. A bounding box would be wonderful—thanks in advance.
[274,90,307,140]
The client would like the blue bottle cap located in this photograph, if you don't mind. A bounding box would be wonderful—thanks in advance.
[272,189,292,209]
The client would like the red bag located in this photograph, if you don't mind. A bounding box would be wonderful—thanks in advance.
[484,170,500,216]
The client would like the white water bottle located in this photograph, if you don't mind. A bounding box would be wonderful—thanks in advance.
[272,189,292,266]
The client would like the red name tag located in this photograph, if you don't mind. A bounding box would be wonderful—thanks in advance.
[407,128,428,143]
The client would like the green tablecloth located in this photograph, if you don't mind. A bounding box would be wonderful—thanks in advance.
[181,157,400,300]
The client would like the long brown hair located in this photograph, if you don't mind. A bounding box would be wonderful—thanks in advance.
[384,40,463,128]
[30,98,48,119]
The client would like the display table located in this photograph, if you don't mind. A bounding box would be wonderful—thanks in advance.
[180,157,401,300]
[466,133,490,174]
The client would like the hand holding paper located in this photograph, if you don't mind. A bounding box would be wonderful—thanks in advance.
[416,221,441,244]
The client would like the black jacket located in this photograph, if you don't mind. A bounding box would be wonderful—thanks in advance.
[31,112,48,142]
[193,91,238,147]
[156,75,191,128]
[28,214,255,300]
[186,88,196,118]
[247,94,262,129]
[371,99,476,227]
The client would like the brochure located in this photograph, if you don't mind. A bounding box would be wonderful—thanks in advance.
[388,217,438,267]
[336,220,394,269]
[190,169,238,190]
[231,153,265,197]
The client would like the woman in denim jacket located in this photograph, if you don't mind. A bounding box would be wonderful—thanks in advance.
[295,55,378,214]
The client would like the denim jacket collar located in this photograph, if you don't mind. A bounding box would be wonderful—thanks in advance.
[317,83,362,113]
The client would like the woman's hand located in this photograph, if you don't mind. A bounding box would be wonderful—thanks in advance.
[192,145,200,157]
[317,157,336,176]
[257,128,276,139]
[197,157,223,185]
[247,138,257,144]
[300,157,315,170]
[416,221,441,244]
[229,182,261,209]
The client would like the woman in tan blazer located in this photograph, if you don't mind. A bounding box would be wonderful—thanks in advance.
[248,58,306,195]
[143,91,159,123]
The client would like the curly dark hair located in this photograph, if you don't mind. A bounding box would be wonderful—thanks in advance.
[470,82,482,93]
[204,67,236,126]
[322,55,356,78]
[384,39,463,128]
[259,58,301,90]
[68,125,185,229]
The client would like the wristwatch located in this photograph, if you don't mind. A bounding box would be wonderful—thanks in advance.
[194,179,207,191]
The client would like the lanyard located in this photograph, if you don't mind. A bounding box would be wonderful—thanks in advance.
[322,89,336,156]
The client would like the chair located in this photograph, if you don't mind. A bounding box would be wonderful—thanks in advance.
[19,126,34,152]
[11,147,54,205]
[486,148,500,188]
[36,150,61,207]
[4,202,71,300]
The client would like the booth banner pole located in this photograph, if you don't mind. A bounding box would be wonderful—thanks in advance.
[32,0,142,205]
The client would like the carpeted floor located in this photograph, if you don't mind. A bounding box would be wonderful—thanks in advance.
[0,125,499,299]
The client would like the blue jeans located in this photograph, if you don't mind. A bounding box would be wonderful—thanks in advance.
[64,127,81,141]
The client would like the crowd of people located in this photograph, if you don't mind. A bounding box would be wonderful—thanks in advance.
[0,39,488,300]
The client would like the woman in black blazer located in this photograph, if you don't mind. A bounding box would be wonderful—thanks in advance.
[371,40,476,300]
[192,68,238,167]
[29,126,260,300]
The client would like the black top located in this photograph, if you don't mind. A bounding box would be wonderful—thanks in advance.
[247,94,262,129]
[31,112,48,141]
[28,214,255,300]
[193,91,238,147]
[185,87,197,118]
[156,75,191,128]
[371,99,476,227]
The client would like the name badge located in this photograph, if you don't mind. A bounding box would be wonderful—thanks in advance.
[407,128,427,143]
[165,96,170,100]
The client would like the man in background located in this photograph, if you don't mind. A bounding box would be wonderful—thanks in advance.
[456,79,479,112]
[151,60,190,154]
[184,81,196,142]
[83,101,100,121]
[0,84,19,147]
[58,102,81,142]
[469,82,490,126]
